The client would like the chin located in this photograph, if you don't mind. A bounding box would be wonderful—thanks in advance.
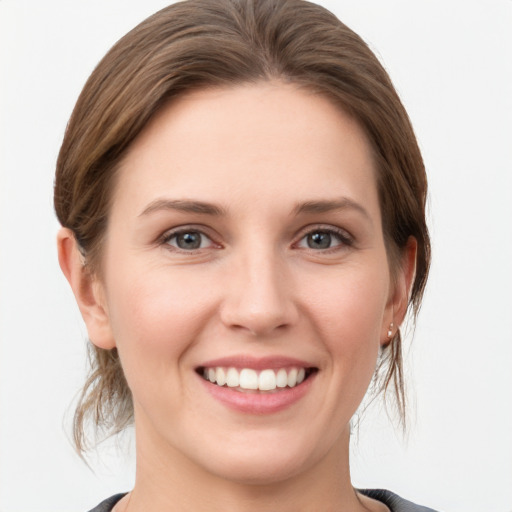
[190,433,328,486]
[211,454,311,486]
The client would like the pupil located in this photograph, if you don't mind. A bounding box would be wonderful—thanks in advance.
[308,232,331,249]
[177,232,201,249]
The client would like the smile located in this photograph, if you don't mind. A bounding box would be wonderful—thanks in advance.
[199,366,316,392]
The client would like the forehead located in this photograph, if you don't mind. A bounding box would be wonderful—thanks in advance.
[113,82,379,220]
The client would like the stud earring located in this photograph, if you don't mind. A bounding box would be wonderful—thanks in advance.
[387,322,394,339]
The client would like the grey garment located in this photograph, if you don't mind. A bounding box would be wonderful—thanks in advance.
[87,490,440,511]
[360,489,440,511]
[88,494,125,512]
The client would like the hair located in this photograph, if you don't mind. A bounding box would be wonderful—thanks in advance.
[54,0,430,454]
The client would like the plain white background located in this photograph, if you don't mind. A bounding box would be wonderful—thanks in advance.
[0,1,511,511]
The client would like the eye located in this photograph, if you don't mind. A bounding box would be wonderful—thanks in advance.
[163,229,215,251]
[296,228,352,251]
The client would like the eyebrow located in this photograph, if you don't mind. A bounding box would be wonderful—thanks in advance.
[293,198,371,221]
[139,197,371,221]
[139,199,226,217]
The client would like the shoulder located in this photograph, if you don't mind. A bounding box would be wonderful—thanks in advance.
[359,489,441,512]
[87,493,127,512]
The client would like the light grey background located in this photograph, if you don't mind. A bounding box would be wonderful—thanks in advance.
[1,1,511,511]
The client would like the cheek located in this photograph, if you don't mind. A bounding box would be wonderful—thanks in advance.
[104,267,218,383]
[311,263,389,377]
[315,264,388,334]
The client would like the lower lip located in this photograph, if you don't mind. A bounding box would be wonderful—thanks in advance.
[198,372,316,414]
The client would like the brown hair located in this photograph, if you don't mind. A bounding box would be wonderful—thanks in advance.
[54,0,430,453]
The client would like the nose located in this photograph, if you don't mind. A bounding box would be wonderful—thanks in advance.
[219,249,299,337]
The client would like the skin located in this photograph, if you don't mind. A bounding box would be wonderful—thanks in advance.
[58,83,415,512]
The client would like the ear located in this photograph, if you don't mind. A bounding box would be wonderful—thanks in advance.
[57,227,116,350]
[382,237,417,345]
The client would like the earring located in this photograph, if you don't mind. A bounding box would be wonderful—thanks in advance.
[387,322,394,339]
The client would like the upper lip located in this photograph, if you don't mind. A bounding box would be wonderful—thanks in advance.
[197,355,316,370]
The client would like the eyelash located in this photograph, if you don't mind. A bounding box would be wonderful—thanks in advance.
[294,225,354,252]
[160,227,219,252]
[159,225,354,253]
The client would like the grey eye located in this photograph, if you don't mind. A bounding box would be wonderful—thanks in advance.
[166,230,212,250]
[176,232,202,249]
[297,228,349,251]
[306,231,333,249]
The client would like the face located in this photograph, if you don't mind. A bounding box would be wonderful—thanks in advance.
[89,83,401,484]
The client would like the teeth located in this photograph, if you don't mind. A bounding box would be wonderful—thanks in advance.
[258,369,276,391]
[226,367,239,387]
[216,367,226,386]
[287,368,298,387]
[276,368,288,388]
[202,366,311,391]
[239,369,258,389]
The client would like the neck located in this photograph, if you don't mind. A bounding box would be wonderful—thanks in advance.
[128,420,369,512]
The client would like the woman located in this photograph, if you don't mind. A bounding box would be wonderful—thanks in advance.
[55,0,434,510]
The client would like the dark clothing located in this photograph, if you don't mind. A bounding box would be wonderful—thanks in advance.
[88,494,126,512]
[88,489,439,511]
[359,489,439,511]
